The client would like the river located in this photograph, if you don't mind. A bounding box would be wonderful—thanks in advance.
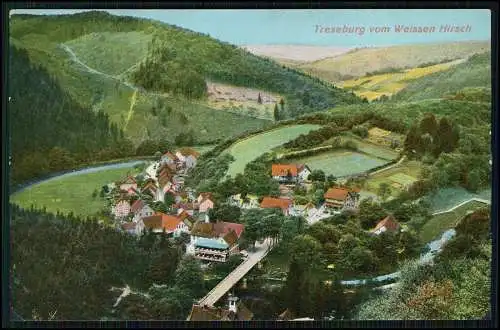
[10,160,147,195]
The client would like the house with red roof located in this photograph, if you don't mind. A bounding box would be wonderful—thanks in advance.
[260,197,293,216]
[118,176,138,192]
[141,213,189,236]
[371,215,400,235]
[324,187,358,210]
[271,164,311,183]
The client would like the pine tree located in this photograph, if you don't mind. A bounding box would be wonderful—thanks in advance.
[273,103,279,121]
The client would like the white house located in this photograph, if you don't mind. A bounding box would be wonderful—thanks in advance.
[370,215,401,235]
[130,199,155,223]
[271,164,311,183]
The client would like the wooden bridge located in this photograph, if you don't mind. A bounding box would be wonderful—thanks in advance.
[196,238,273,307]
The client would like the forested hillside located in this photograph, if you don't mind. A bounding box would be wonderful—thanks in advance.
[131,31,362,117]
[392,52,491,102]
[10,204,204,320]
[9,45,132,185]
[9,11,362,147]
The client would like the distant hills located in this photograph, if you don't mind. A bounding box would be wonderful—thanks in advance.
[241,44,351,63]
[293,41,490,82]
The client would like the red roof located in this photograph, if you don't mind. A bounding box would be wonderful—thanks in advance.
[260,197,292,210]
[130,199,145,213]
[372,215,400,233]
[324,188,350,201]
[271,164,303,177]
[352,187,361,193]
[214,221,245,238]
[120,176,137,185]
[143,213,183,232]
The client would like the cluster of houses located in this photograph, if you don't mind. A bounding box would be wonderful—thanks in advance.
[109,156,399,266]
[108,148,246,263]
[106,154,402,321]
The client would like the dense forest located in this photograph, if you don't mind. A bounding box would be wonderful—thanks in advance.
[8,45,135,185]
[10,204,204,320]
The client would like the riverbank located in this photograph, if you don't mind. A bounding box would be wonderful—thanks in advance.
[9,156,154,195]
[10,164,145,218]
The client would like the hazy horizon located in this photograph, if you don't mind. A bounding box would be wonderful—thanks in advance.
[10,9,491,47]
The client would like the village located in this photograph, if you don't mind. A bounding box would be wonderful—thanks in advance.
[104,147,404,321]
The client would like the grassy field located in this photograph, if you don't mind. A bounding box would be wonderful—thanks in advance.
[420,200,489,243]
[287,149,388,178]
[64,31,152,76]
[224,124,321,177]
[320,134,400,161]
[10,166,141,218]
[423,187,492,213]
[364,160,421,196]
[338,59,465,100]
[297,41,490,82]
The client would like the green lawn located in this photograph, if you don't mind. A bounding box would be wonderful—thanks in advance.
[224,124,321,177]
[286,149,388,178]
[10,166,141,218]
[364,160,421,197]
[420,200,489,243]
[339,134,400,161]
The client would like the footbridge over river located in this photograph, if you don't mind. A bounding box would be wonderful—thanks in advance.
[196,238,273,307]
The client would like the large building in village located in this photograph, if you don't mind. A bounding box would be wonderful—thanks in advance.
[187,220,245,263]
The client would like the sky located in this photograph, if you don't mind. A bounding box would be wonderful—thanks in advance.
[10,9,491,47]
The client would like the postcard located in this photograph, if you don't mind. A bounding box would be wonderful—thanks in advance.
[7,7,494,324]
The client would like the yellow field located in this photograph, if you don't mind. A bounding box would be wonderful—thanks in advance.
[338,59,465,100]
